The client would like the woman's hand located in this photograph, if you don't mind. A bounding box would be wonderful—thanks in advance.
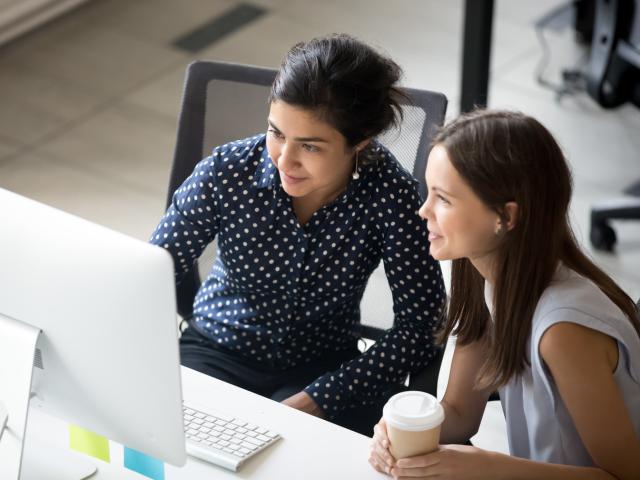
[390,444,499,479]
[369,418,396,475]
[281,391,325,418]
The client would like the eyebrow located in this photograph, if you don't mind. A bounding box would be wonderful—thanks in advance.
[268,119,330,143]
[431,186,456,198]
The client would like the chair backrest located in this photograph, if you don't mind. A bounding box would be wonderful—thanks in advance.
[166,61,448,334]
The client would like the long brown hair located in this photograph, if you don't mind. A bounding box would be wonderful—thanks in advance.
[435,110,640,389]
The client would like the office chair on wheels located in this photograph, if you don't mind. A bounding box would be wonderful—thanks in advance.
[165,60,448,396]
[586,0,640,251]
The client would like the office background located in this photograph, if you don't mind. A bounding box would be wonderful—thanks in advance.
[0,0,638,453]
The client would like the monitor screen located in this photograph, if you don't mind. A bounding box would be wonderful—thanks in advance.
[0,188,187,475]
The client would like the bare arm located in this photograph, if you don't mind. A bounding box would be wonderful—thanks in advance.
[537,321,640,480]
[439,338,495,444]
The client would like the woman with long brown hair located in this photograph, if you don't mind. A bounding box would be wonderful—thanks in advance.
[369,110,640,479]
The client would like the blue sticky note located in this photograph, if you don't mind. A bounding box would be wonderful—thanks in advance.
[124,447,165,480]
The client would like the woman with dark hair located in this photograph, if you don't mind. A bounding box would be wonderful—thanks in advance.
[150,34,445,434]
[370,110,640,478]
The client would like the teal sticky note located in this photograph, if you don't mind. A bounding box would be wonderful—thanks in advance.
[124,447,165,480]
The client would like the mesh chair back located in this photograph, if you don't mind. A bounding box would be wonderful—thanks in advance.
[166,61,448,327]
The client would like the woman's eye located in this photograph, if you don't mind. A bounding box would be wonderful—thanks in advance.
[302,143,319,153]
[437,194,450,205]
[268,129,284,139]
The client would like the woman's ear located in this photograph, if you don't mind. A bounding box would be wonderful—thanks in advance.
[502,202,519,231]
[354,138,372,153]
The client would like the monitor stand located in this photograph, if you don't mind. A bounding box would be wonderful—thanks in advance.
[0,313,96,479]
[20,437,96,480]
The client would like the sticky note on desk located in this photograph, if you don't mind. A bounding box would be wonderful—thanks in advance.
[124,447,165,480]
[69,424,110,462]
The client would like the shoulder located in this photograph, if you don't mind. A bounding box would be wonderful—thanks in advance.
[367,143,421,202]
[536,269,621,372]
[534,267,626,330]
[539,321,615,365]
[211,133,266,166]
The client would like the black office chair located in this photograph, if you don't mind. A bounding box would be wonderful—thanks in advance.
[165,60,448,395]
[585,0,640,251]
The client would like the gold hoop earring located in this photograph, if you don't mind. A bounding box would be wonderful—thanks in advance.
[352,150,360,180]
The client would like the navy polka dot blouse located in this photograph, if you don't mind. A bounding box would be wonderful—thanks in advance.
[151,134,445,417]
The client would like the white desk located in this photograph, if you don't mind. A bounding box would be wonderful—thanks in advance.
[26,366,386,479]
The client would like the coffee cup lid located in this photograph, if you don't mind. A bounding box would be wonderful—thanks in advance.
[383,391,444,431]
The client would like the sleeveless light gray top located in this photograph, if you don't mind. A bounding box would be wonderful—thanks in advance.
[484,266,640,466]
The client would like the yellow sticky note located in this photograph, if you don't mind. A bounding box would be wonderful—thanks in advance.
[69,424,110,462]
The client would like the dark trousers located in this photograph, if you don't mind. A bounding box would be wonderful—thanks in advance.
[179,325,400,437]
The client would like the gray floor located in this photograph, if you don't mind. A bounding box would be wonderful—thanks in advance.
[1,0,639,453]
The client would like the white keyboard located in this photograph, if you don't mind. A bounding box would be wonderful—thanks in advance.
[183,403,281,471]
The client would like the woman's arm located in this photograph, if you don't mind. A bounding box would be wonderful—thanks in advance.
[438,339,494,444]
[539,321,640,480]
[369,339,493,474]
[149,151,221,279]
[390,323,640,480]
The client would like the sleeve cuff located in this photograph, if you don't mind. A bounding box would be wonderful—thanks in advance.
[304,370,352,419]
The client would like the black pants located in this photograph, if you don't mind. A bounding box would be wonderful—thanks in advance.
[179,325,401,437]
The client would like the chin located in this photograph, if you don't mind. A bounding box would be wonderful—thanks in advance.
[281,184,307,197]
[429,246,452,261]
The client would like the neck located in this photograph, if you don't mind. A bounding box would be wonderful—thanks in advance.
[469,253,498,285]
[292,178,349,225]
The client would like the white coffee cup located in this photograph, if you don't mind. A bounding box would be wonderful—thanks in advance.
[382,391,445,459]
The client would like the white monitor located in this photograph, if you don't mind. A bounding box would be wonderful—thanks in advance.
[0,188,187,479]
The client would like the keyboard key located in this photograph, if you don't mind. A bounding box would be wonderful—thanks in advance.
[183,403,280,472]
[244,437,264,447]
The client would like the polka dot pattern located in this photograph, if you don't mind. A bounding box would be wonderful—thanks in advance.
[150,134,445,418]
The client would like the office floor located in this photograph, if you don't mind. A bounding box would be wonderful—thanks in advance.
[1,0,639,453]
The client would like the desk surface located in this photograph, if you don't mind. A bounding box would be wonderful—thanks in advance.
[27,366,386,479]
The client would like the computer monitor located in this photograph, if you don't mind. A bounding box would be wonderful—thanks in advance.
[0,188,187,479]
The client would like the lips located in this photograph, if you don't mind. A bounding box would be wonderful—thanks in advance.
[428,231,442,242]
[281,172,306,184]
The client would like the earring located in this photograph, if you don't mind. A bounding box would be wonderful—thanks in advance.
[352,150,360,180]
[494,222,505,236]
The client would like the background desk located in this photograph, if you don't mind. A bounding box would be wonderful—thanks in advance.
[26,366,386,479]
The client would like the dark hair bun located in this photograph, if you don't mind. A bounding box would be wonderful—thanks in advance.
[270,34,405,149]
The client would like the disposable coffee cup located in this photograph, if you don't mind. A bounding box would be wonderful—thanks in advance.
[382,391,444,459]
